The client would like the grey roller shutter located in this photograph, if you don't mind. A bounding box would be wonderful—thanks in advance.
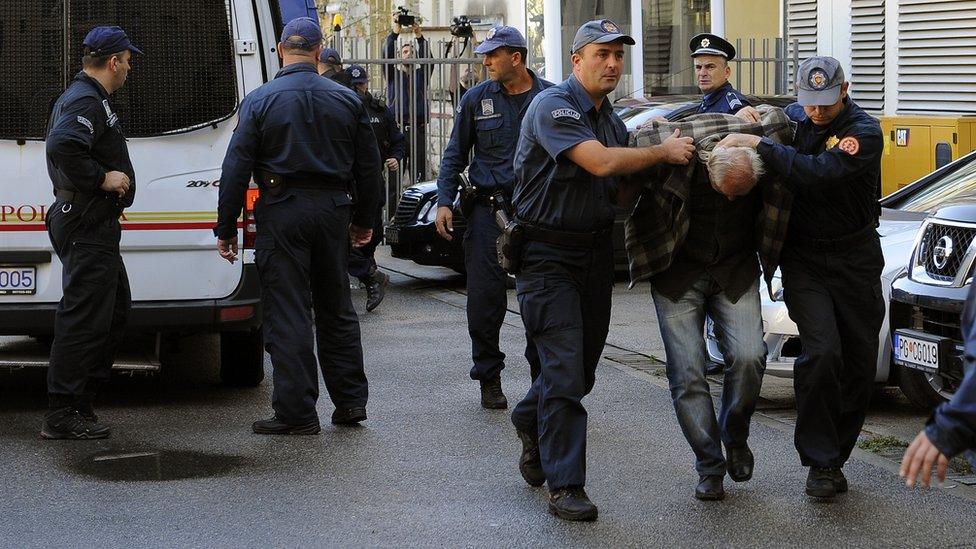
[851,0,885,111]
[786,0,818,91]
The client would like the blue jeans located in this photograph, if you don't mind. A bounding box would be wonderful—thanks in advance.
[651,274,766,476]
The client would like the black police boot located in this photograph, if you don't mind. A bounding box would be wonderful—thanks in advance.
[480,376,508,409]
[805,466,838,499]
[251,416,321,435]
[695,474,725,501]
[548,487,598,521]
[365,271,389,312]
[332,406,367,426]
[515,428,546,487]
[725,443,754,482]
[833,468,849,493]
[41,407,111,440]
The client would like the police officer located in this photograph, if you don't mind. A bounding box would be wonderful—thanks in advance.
[690,33,759,121]
[717,56,884,499]
[41,26,142,440]
[345,64,405,312]
[318,47,342,78]
[215,17,382,434]
[509,20,694,520]
[433,26,552,410]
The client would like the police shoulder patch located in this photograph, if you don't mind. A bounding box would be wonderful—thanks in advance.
[726,92,742,110]
[838,136,860,155]
[551,108,581,120]
[76,115,94,134]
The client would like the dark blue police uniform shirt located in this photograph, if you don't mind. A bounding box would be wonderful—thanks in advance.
[215,62,381,239]
[46,71,136,207]
[436,69,553,207]
[698,81,751,114]
[757,98,883,240]
[926,282,976,457]
[512,75,627,233]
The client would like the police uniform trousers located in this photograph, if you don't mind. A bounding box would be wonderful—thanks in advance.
[46,199,131,408]
[780,234,884,468]
[511,239,613,489]
[254,188,368,424]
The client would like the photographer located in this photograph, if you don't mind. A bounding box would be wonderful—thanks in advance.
[384,8,432,182]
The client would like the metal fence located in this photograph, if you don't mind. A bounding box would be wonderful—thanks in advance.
[728,37,799,96]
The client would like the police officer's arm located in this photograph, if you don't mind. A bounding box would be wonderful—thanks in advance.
[717,127,882,192]
[351,101,384,234]
[433,93,477,241]
[46,99,128,195]
[214,97,261,260]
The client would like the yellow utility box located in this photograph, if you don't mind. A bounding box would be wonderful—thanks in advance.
[880,116,976,196]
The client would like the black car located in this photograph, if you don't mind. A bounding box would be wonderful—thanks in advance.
[890,151,976,408]
[385,94,795,274]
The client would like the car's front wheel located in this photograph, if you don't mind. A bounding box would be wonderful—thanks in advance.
[219,329,265,387]
[897,365,951,410]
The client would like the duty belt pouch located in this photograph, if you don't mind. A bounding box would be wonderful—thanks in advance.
[255,170,285,197]
[459,186,476,219]
[494,208,523,275]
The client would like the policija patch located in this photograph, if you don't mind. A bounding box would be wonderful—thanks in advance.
[551,108,581,120]
[838,136,860,155]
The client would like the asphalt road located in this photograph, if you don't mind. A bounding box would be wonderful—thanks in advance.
[1,248,974,548]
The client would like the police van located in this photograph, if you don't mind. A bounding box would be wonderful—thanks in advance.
[0,0,316,385]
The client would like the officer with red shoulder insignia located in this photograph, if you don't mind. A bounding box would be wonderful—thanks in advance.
[718,56,885,500]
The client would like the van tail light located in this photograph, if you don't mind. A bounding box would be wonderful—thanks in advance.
[243,186,259,250]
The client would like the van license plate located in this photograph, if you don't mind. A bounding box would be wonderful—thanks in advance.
[893,330,942,373]
[386,227,399,244]
[0,266,36,295]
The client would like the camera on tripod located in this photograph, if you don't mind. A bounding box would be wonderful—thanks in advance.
[450,15,474,39]
[396,6,416,27]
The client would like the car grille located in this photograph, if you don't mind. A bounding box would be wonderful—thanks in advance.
[917,222,976,282]
[911,305,963,342]
[393,190,425,224]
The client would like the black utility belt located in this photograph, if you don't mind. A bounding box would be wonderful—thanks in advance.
[521,223,612,249]
[789,224,877,252]
[54,189,118,205]
[255,170,348,194]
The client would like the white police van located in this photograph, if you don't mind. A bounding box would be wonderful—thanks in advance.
[0,0,316,385]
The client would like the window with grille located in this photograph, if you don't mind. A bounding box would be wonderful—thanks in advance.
[0,0,238,140]
[850,0,885,112]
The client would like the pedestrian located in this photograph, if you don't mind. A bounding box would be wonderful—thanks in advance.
[901,283,976,488]
[433,26,552,410]
[384,15,432,183]
[41,26,142,440]
[690,33,760,121]
[717,56,885,499]
[509,19,694,520]
[214,17,382,434]
[625,105,798,501]
[344,64,405,312]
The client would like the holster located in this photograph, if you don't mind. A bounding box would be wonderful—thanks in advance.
[458,185,477,219]
[494,207,524,275]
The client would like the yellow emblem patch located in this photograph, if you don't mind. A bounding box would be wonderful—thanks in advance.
[826,135,840,149]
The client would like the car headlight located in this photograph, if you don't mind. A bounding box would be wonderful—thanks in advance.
[418,201,438,223]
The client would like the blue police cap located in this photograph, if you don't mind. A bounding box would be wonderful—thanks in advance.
[347,65,368,84]
[280,17,323,48]
[319,47,341,64]
[689,33,735,61]
[83,26,144,56]
[570,19,634,54]
[474,26,527,55]
[796,56,845,106]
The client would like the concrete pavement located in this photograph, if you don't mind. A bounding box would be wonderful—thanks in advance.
[0,248,974,548]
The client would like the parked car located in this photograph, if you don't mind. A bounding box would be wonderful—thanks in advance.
[889,151,976,408]
[386,94,794,274]
[705,151,976,406]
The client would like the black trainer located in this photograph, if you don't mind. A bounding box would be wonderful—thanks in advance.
[695,474,725,501]
[332,406,367,425]
[480,377,508,409]
[806,466,838,499]
[833,468,849,493]
[548,487,598,521]
[41,408,110,440]
[252,416,321,435]
[725,443,754,482]
[516,428,546,487]
[365,271,389,312]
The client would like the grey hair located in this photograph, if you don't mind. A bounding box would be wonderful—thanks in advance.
[707,146,765,188]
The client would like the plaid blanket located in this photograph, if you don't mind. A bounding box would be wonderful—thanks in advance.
[624,105,795,294]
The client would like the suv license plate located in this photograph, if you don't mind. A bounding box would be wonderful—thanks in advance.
[0,266,37,295]
[893,330,942,373]
[386,227,399,244]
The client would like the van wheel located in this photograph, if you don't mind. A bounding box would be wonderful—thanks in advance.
[219,329,265,387]
[897,365,950,410]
